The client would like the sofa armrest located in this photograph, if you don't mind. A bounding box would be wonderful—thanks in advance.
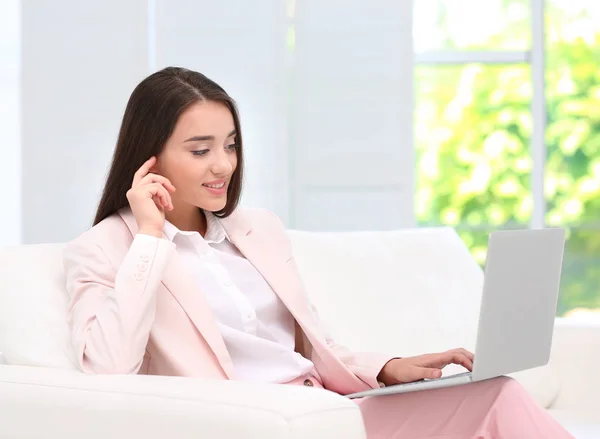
[0,365,365,439]
[548,318,600,413]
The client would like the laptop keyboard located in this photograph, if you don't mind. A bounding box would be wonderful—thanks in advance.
[402,371,472,387]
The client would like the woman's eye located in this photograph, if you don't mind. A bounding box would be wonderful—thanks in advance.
[226,144,238,151]
[191,150,209,156]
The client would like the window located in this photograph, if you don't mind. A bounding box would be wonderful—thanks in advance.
[414,0,600,316]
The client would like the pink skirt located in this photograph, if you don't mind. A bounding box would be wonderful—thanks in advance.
[285,374,573,439]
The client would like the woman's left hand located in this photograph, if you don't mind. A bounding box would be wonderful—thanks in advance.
[377,348,474,386]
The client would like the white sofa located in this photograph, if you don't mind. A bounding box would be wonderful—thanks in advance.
[0,227,598,438]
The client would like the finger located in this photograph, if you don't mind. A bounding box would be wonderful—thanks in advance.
[399,365,441,383]
[155,185,173,210]
[409,353,445,369]
[153,192,170,211]
[139,173,176,192]
[449,353,473,371]
[146,183,173,210]
[414,366,442,380]
[455,348,474,363]
[133,156,157,187]
[152,195,168,212]
[450,348,474,361]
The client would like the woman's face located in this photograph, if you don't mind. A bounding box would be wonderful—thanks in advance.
[156,100,238,214]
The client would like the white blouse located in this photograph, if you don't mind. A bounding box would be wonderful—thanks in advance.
[154,211,315,383]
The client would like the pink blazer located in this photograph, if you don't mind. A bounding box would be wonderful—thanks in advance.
[63,207,393,395]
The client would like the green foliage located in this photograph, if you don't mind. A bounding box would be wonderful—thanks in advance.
[415,30,600,315]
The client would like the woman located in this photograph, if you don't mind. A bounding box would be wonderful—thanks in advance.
[64,67,572,438]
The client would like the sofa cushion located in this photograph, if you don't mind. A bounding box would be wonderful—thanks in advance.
[0,365,366,439]
[0,244,76,369]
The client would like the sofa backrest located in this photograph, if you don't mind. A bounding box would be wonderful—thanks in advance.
[287,227,485,373]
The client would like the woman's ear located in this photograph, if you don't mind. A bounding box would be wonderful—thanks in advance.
[149,158,161,175]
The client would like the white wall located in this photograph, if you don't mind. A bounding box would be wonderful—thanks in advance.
[20,0,149,244]
[291,0,414,230]
[16,1,414,243]
[0,0,21,248]
[154,0,291,223]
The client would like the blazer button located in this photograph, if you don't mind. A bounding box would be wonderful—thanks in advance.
[134,272,145,281]
[140,254,150,262]
[303,379,314,387]
[138,262,148,272]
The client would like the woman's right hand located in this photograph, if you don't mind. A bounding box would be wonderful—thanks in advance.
[377,348,475,386]
[126,156,176,238]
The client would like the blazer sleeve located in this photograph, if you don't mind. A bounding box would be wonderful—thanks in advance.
[63,233,175,374]
[263,210,396,389]
[307,300,395,389]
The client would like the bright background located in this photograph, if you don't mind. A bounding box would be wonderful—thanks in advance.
[414,0,600,316]
[0,0,598,317]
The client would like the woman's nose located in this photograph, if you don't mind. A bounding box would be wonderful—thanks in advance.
[212,152,233,175]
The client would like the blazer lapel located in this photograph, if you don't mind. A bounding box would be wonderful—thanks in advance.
[220,213,326,351]
[118,208,236,379]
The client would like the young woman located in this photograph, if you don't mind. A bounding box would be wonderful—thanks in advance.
[64,67,572,438]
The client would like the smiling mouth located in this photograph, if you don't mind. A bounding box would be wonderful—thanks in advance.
[203,182,225,189]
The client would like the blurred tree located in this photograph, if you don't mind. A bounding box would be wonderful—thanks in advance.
[415,1,600,315]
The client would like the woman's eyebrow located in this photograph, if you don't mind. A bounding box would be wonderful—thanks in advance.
[184,129,237,143]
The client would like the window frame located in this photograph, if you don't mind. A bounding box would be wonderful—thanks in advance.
[414,0,546,229]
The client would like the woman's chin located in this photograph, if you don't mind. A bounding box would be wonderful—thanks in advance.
[198,198,227,212]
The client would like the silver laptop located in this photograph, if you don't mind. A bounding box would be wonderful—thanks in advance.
[346,228,566,399]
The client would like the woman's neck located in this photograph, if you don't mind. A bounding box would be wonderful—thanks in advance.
[165,206,207,237]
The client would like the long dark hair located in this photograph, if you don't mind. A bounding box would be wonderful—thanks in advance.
[93,67,244,226]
